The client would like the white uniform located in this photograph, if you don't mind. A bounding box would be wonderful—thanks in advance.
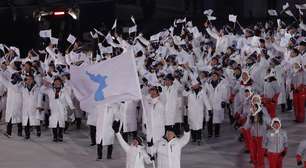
[0,74,22,123]
[152,131,190,168]
[40,87,75,128]
[160,80,182,126]
[119,101,138,133]
[115,133,152,168]
[142,96,165,143]
[96,103,118,145]
[21,85,41,126]
[184,89,212,130]
[205,79,229,124]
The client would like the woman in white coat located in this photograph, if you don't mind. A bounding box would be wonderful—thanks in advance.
[96,103,119,160]
[39,77,75,142]
[0,72,23,137]
[184,81,212,144]
[160,74,182,133]
[142,86,165,144]
[22,74,41,139]
[205,71,229,138]
[118,100,139,142]
[112,120,153,168]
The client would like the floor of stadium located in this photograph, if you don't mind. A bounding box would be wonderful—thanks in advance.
[0,110,305,168]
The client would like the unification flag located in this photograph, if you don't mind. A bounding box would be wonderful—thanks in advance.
[70,50,142,112]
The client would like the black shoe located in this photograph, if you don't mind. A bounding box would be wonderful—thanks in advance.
[96,157,102,161]
[208,135,212,138]
[58,138,63,142]
[215,135,219,138]
[25,136,30,140]
[53,138,58,142]
[90,143,96,146]
[107,156,112,160]
[17,132,22,137]
[197,140,201,146]
[37,132,41,137]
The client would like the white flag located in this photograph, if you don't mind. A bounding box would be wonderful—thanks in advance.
[268,9,278,16]
[299,8,304,16]
[207,16,217,21]
[70,50,142,112]
[39,29,52,38]
[131,16,136,25]
[105,33,113,44]
[176,17,186,24]
[129,25,137,34]
[137,35,150,46]
[150,33,160,41]
[90,31,98,39]
[50,37,59,45]
[203,9,214,16]
[228,14,237,22]
[0,44,4,52]
[285,10,295,17]
[300,22,306,31]
[295,4,306,9]
[67,34,76,44]
[94,28,104,37]
[112,19,117,29]
[282,2,289,10]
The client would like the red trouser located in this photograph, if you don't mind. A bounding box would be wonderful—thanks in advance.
[250,136,265,168]
[263,99,277,118]
[241,128,251,150]
[267,152,283,168]
[293,91,305,122]
[304,161,306,168]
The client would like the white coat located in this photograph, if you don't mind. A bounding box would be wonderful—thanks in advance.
[152,131,190,168]
[96,103,118,145]
[142,96,165,143]
[184,89,212,130]
[40,87,75,128]
[116,133,152,168]
[119,101,138,133]
[205,79,229,124]
[0,73,22,123]
[21,85,41,126]
[160,80,182,126]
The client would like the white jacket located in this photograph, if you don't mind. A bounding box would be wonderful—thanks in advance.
[0,73,22,123]
[205,79,229,124]
[142,96,165,143]
[40,87,75,128]
[21,85,41,126]
[160,80,182,126]
[96,103,119,145]
[116,133,152,168]
[152,131,190,168]
[184,89,212,130]
[119,101,139,133]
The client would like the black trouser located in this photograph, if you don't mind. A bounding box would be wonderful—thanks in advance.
[7,118,22,136]
[64,121,69,132]
[191,129,202,141]
[52,122,63,141]
[75,118,82,129]
[44,111,50,128]
[97,141,113,159]
[24,119,41,139]
[89,125,96,145]
[207,116,220,137]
